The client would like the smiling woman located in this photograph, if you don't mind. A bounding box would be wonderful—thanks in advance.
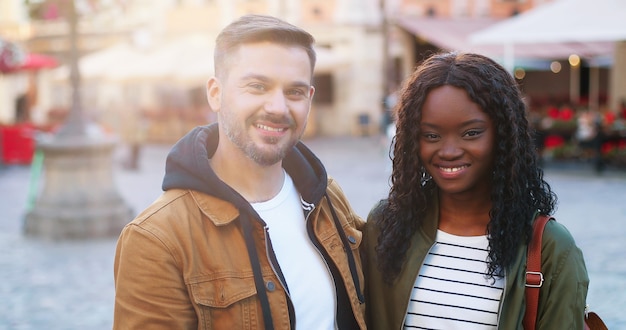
[362,51,590,330]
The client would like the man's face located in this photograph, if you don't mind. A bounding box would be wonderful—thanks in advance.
[208,41,315,166]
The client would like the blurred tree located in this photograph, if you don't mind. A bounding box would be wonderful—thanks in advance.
[23,0,125,138]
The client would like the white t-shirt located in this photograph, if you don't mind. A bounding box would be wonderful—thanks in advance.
[252,173,336,329]
[404,230,504,329]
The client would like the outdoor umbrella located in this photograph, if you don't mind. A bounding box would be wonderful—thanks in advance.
[7,53,59,73]
[0,38,58,74]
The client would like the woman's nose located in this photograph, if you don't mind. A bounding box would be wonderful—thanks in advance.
[438,138,463,159]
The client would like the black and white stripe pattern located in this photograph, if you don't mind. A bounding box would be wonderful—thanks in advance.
[404,230,504,329]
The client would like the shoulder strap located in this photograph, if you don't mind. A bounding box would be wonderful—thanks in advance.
[523,214,553,330]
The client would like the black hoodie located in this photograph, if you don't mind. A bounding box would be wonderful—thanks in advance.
[162,123,328,208]
[161,123,363,329]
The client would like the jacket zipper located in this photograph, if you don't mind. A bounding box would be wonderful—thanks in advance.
[304,202,340,329]
[261,198,318,329]
[262,224,296,328]
[263,226,289,294]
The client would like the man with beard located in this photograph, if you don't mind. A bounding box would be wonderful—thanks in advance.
[113,14,366,330]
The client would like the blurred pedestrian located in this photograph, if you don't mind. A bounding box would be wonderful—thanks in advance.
[382,86,398,133]
[362,52,589,329]
[576,109,605,172]
[380,86,398,151]
[122,108,147,170]
[113,14,365,329]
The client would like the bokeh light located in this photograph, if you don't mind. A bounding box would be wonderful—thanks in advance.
[568,54,581,67]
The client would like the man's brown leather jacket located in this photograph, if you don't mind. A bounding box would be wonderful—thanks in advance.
[113,124,366,329]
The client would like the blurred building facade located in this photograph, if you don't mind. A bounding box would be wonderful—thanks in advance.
[8,0,608,142]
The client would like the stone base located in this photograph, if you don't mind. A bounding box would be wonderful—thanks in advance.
[23,136,133,240]
[24,201,133,240]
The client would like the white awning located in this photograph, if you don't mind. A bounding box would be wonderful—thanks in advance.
[52,43,146,81]
[470,0,626,45]
[396,16,614,61]
[105,34,214,83]
[468,0,626,109]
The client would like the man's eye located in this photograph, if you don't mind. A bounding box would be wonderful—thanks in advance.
[249,83,266,91]
[285,88,309,100]
[287,89,305,96]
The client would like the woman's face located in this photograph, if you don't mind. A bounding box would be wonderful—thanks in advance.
[418,85,495,199]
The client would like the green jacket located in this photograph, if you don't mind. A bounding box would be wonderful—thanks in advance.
[362,199,589,329]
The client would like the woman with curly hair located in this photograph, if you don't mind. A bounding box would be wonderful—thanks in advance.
[362,52,589,329]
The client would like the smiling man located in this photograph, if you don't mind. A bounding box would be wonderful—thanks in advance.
[113,15,366,330]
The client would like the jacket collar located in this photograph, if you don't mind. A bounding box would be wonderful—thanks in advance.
[162,123,328,222]
[190,190,240,225]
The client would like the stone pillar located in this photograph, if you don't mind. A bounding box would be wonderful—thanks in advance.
[610,41,626,111]
[24,136,133,240]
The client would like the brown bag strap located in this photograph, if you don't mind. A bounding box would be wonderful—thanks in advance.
[523,214,552,329]
[523,215,608,330]
[586,311,608,330]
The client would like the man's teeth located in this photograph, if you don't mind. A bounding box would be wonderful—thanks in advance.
[440,166,465,173]
[257,124,284,132]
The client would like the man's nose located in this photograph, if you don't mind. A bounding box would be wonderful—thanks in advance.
[263,90,288,114]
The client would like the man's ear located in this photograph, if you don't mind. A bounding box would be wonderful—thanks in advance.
[206,77,221,112]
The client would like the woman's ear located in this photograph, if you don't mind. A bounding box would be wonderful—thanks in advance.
[206,77,221,113]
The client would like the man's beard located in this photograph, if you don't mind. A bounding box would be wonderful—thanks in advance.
[222,112,300,166]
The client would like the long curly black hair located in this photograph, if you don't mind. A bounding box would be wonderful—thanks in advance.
[376,52,556,283]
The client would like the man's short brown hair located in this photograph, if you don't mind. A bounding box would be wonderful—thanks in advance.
[214,14,316,80]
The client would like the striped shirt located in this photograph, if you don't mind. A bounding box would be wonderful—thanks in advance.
[404,230,504,329]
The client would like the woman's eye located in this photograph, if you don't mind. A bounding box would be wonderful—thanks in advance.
[422,133,439,140]
[464,129,483,137]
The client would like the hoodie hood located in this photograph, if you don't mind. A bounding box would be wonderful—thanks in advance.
[162,123,328,207]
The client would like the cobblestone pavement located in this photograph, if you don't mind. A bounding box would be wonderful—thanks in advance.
[1,136,624,329]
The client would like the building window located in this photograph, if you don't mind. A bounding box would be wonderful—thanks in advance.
[312,6,322,17]
[313,74,334,105]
